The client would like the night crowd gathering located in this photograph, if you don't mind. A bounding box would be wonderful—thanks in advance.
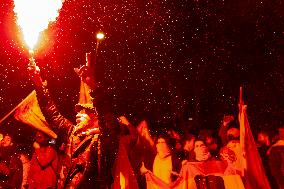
[0,56,283,189]
[1,0,284,188]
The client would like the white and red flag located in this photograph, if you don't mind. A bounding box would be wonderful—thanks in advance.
[238,87,270,189]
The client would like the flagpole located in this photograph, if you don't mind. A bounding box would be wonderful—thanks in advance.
[0,90,35,125]
[239,86,243,105]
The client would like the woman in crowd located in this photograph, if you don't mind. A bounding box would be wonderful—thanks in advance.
[140,133,182,188]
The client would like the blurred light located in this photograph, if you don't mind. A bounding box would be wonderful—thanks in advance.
[14,0,63,50]
[96,33,105,40]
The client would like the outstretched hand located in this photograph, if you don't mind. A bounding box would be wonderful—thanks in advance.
[27,64,43,87]
[222,115,234,126]
[33,142,40,149]
[118,116,130,126]
[74,65,96,89]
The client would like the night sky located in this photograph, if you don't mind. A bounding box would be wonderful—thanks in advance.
[0,0,284,143]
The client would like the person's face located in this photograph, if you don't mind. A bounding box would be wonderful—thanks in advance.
[175,141,182,150]
[194,141,205,149]
[257,133,268,145]
[2,136,12,147]
[226,128,240,141]
[194,141,208,155]
[156,138,169,154]
[185,138,195,151]
[76,110,91,124]
[35,132,48,145]
[206,136,213,145]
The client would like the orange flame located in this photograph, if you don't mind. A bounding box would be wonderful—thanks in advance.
[13,0,63,50]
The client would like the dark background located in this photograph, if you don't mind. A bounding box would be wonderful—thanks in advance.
[0,0,284,144]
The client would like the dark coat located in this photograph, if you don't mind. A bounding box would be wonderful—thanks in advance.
[35,85,119,188]
[0,146,23,189]
[269,143,284,189]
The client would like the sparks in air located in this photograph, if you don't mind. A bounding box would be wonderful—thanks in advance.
[13,0,63,50]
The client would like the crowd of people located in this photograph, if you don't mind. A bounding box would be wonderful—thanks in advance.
[1,114,284,189]
[0,62,283,189]
[136,116,284,189]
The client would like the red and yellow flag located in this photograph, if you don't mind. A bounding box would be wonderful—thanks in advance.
[14,90,57,138]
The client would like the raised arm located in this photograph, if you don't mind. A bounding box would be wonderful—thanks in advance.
[218,115,234,146]
[118,116,138,143]
[137,120,155,147]
[74,65,97,90]
[28,65,74,136]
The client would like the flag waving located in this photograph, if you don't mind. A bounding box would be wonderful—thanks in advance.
[238,87,270,189]
[14,90,57,138]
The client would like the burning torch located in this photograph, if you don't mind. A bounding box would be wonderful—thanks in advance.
[13,0,63,67]
[28,50,37,67]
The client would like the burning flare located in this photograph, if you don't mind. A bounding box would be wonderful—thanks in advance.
[13,0,63,50]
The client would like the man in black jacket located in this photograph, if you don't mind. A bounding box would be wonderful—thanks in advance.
[269,125,284,189]
[28,64,119,189]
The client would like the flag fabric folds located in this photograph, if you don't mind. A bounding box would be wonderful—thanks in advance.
[112,137,139,189]
[239,87,271,189]
[78,79,93,106]
[145,172,171,189]
[144,161,245,189]
[143,87,270,189]
[14,90,57,138]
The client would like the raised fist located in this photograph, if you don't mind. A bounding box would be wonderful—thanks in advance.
[222,115,234,126]
[27,64,43,87]
[74,65,96,89]
[118,116,130,126]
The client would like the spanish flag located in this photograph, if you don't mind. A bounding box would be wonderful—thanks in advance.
[13,90,57,138]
